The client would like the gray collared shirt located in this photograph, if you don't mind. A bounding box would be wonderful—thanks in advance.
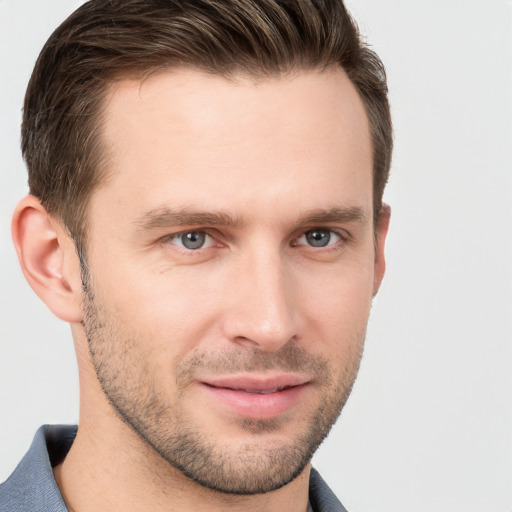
[0,425,348,512]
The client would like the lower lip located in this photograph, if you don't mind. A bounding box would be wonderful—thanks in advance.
[199,383,308,420]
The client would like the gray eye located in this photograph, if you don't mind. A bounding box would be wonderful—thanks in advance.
[180,232,206,249]
[305,229,331,247]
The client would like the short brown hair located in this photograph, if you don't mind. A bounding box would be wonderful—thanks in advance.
[22,0,392,256]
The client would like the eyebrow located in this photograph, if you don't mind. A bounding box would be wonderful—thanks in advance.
[296,206,368,226]
[135,207,243,230]
[135,205,367,231]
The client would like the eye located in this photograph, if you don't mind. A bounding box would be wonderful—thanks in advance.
[295,229,341,248]
[166,231,214,250]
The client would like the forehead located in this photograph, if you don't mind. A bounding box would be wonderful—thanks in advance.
[94,67,373,224]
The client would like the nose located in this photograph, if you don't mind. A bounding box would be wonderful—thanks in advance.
[221,247,300,352]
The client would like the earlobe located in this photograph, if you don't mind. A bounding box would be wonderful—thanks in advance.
[11,195,83,323]
[373,204,391,296]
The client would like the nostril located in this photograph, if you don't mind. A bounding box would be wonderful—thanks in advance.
[232,336,261,349]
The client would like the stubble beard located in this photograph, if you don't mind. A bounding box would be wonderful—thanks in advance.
[81,277,365,495]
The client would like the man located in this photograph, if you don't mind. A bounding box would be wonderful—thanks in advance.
[0,0,392,510]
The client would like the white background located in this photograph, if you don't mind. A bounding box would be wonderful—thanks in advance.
[1,1,511,511]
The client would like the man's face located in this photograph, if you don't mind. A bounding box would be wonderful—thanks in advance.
[80,68,385,494]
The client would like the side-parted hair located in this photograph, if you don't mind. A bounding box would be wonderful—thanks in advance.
[22,0,392,256]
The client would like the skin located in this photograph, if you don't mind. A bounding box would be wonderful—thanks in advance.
[12,67,389,512]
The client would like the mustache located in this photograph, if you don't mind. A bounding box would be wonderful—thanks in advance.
[175,343,330,386]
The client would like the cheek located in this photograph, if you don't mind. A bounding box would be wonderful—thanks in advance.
[97,264,223,358]
[300,262,374,342]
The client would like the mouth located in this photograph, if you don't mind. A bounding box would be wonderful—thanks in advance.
[198,375,310,419]
[228,385,294,394]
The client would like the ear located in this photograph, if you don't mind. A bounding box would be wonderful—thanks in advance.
[373,204,391,296]
[11,195,83,323]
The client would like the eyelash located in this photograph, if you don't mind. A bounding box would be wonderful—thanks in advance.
[162,228,348,253]
[162,231,218,251]
[293,229,345,249]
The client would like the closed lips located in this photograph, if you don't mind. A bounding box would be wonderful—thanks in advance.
[198,376,310,419]
[204,384,296,394]
[201,375,310,392]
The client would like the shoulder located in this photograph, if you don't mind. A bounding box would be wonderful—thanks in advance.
[309,467,349,512]
[0,425,76,512]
